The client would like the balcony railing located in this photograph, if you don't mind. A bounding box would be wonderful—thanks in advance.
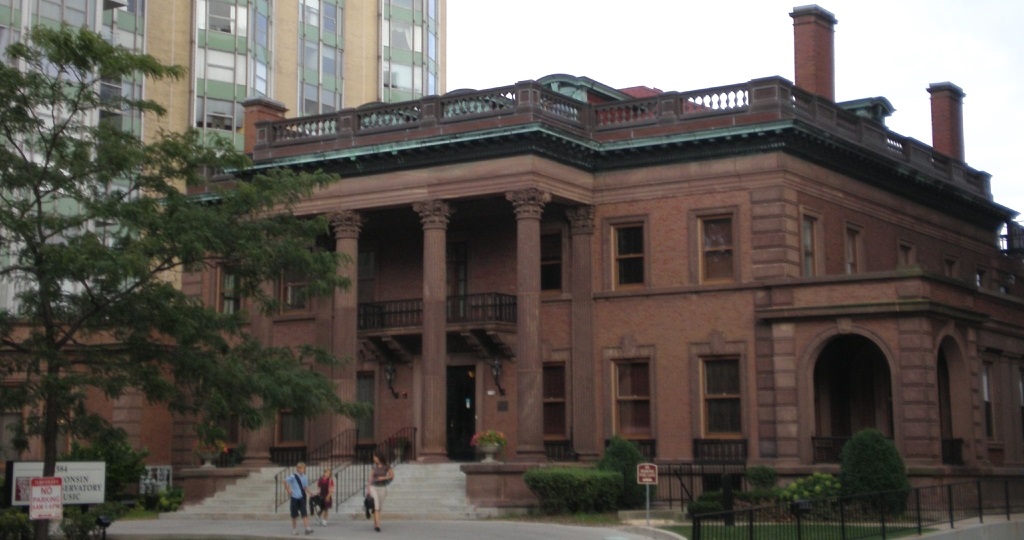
[812,436,849,463]
[693,439,748,464]
[358,293,516,331]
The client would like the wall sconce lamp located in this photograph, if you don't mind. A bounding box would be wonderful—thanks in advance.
[383,360,399,399]
[490,357,505,396]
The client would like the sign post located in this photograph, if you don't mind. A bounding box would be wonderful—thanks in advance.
[636,463,658,526]
[29,477,63,521]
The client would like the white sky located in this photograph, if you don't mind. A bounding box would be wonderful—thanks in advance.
[446,0,1024,221]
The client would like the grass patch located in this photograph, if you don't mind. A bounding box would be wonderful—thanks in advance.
[493,511,622,526]
[120,507,161,520]
[660,523,934,539]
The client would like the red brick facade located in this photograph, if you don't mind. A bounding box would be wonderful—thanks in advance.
[171,7,1024,491]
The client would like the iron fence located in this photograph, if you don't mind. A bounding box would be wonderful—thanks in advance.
[692,478,1024,540]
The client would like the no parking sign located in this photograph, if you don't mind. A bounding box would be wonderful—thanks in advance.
[29,477,63,520]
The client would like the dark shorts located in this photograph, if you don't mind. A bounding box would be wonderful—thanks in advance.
[290,496,308,518]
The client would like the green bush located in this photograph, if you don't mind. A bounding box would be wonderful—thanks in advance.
[839,429,909,514]
[59,501,127,540]
[595,436,645,509]
[0,508,31,540]
[141,487,184,513]
[745,466,778,490]
[736,487,780,504]
[687,491,724,517]
[779,472,841,502]
[61,426,149,502]
[523,467,622,514]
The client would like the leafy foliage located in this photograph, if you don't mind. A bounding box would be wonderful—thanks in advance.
[58,502,127,540]
[839,429,910,514]
[779,472,841,502]
[745,466,778,490]
[141,487,184,513]
[0,24,363,484]
[523,467,622,514]
[60,427,148,502]
[595,436,645,509]
[0,508,31,540]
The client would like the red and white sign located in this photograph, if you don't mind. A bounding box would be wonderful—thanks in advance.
[637,463,658,485]
[29,477,63,521]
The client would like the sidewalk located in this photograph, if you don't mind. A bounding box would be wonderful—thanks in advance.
[106,517,684,540]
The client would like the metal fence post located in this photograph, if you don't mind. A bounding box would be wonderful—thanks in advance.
[747,508,754,540]
[977,480,984,524]
[693,515,701,540]
[1005,478,1011,520]
[840,496,847,540]
[947,484,955,528]
[916,486,923,535]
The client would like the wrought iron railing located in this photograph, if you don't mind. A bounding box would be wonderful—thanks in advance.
[376,426,418,466]
[812,436,850,463]
[273,429,361,514]
[358,293,516,330]
[691,478,1024,540]
[694,439,748,464]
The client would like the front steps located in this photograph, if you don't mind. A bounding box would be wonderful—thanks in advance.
[162,462,497,521]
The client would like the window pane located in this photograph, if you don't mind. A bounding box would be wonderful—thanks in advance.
[616,226,643,256]
[543,365,565,399]
[279,412,305,442]
[705,359,739,395]
[617,400,651,435]
[543,402,566,436]
[703,218,732,248]
[707,399,741,433]
[617,362,649,397]
[704,251,733,280]
[541,233,562,291]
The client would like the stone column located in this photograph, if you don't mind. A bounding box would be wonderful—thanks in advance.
[413,200,451,461]
[329,211,362,448]
[242,282,277,466]
[506,188,550,461]
[567,205,598,460]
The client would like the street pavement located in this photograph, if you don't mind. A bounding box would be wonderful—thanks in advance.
[105,518,685,540]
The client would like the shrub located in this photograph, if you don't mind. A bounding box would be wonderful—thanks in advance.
[839,429,909,514]
[595,436,645,509]
[745,466,778,490]
[61,426,149,502]
[779,472,841,502]
[141,487,184,513]
[0,508,31,540]
[523,467,621,514]
[687,491,724,517]
[59,501,127,540]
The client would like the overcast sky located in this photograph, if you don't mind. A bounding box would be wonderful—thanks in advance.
[446,0,1024,222]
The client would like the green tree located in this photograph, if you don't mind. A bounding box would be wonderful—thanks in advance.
[0,24,362,538]
[61,427,148,502]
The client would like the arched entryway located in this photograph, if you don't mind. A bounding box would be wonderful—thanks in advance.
[812,334,893,462]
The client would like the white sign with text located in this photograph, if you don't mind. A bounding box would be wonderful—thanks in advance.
[10,462,105,506]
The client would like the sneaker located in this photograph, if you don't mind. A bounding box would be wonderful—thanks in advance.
[305,528,314,535]
[374,526,381,532]
[321,521,328,527]
[292,531,299,536]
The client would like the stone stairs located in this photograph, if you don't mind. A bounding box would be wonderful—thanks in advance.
[161,462,497,521]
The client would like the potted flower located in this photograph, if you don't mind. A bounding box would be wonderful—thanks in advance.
[194,439,227,468]
[470,429,507,463]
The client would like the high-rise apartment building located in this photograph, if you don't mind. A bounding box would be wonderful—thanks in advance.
[0,0,445,151]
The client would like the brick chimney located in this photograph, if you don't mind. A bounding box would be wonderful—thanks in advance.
[242,96,288,155]
[927,82,965,161]
[791,5,837,101]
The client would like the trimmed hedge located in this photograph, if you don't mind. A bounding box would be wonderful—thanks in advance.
[596,436,645,509]
[523,467,622,514]
[839,429,909,514]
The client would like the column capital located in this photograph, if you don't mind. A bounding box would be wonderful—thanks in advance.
[329,211,363,239]
[566,205,595,235]
[505,188,551,219]
[413,200,453,229]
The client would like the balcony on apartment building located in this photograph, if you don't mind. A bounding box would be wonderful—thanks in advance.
[357,293,517,361]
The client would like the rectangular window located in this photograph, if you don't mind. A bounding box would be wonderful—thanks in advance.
[323,3,338,33]
[278,411,305,444]
[207,0,234,34]
[613,224,644,288]
[281,269,308,311]
[802,215,818,277]
[976,267,987,289]
[219,267,241,314]
[614,360,651,437]
[356,372,375,440]
[703,358,741,434]
[844,225,862,274]
[983,364,994,438]
[302,0,320,26]
[0,409,20,462]
[944,256,959,278]
[543,364,567,437]
[701,215,734,282]
[540,232,562,292]
[897,240,916,268]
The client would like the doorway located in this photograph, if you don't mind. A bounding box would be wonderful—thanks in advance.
[446,366,476,461]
